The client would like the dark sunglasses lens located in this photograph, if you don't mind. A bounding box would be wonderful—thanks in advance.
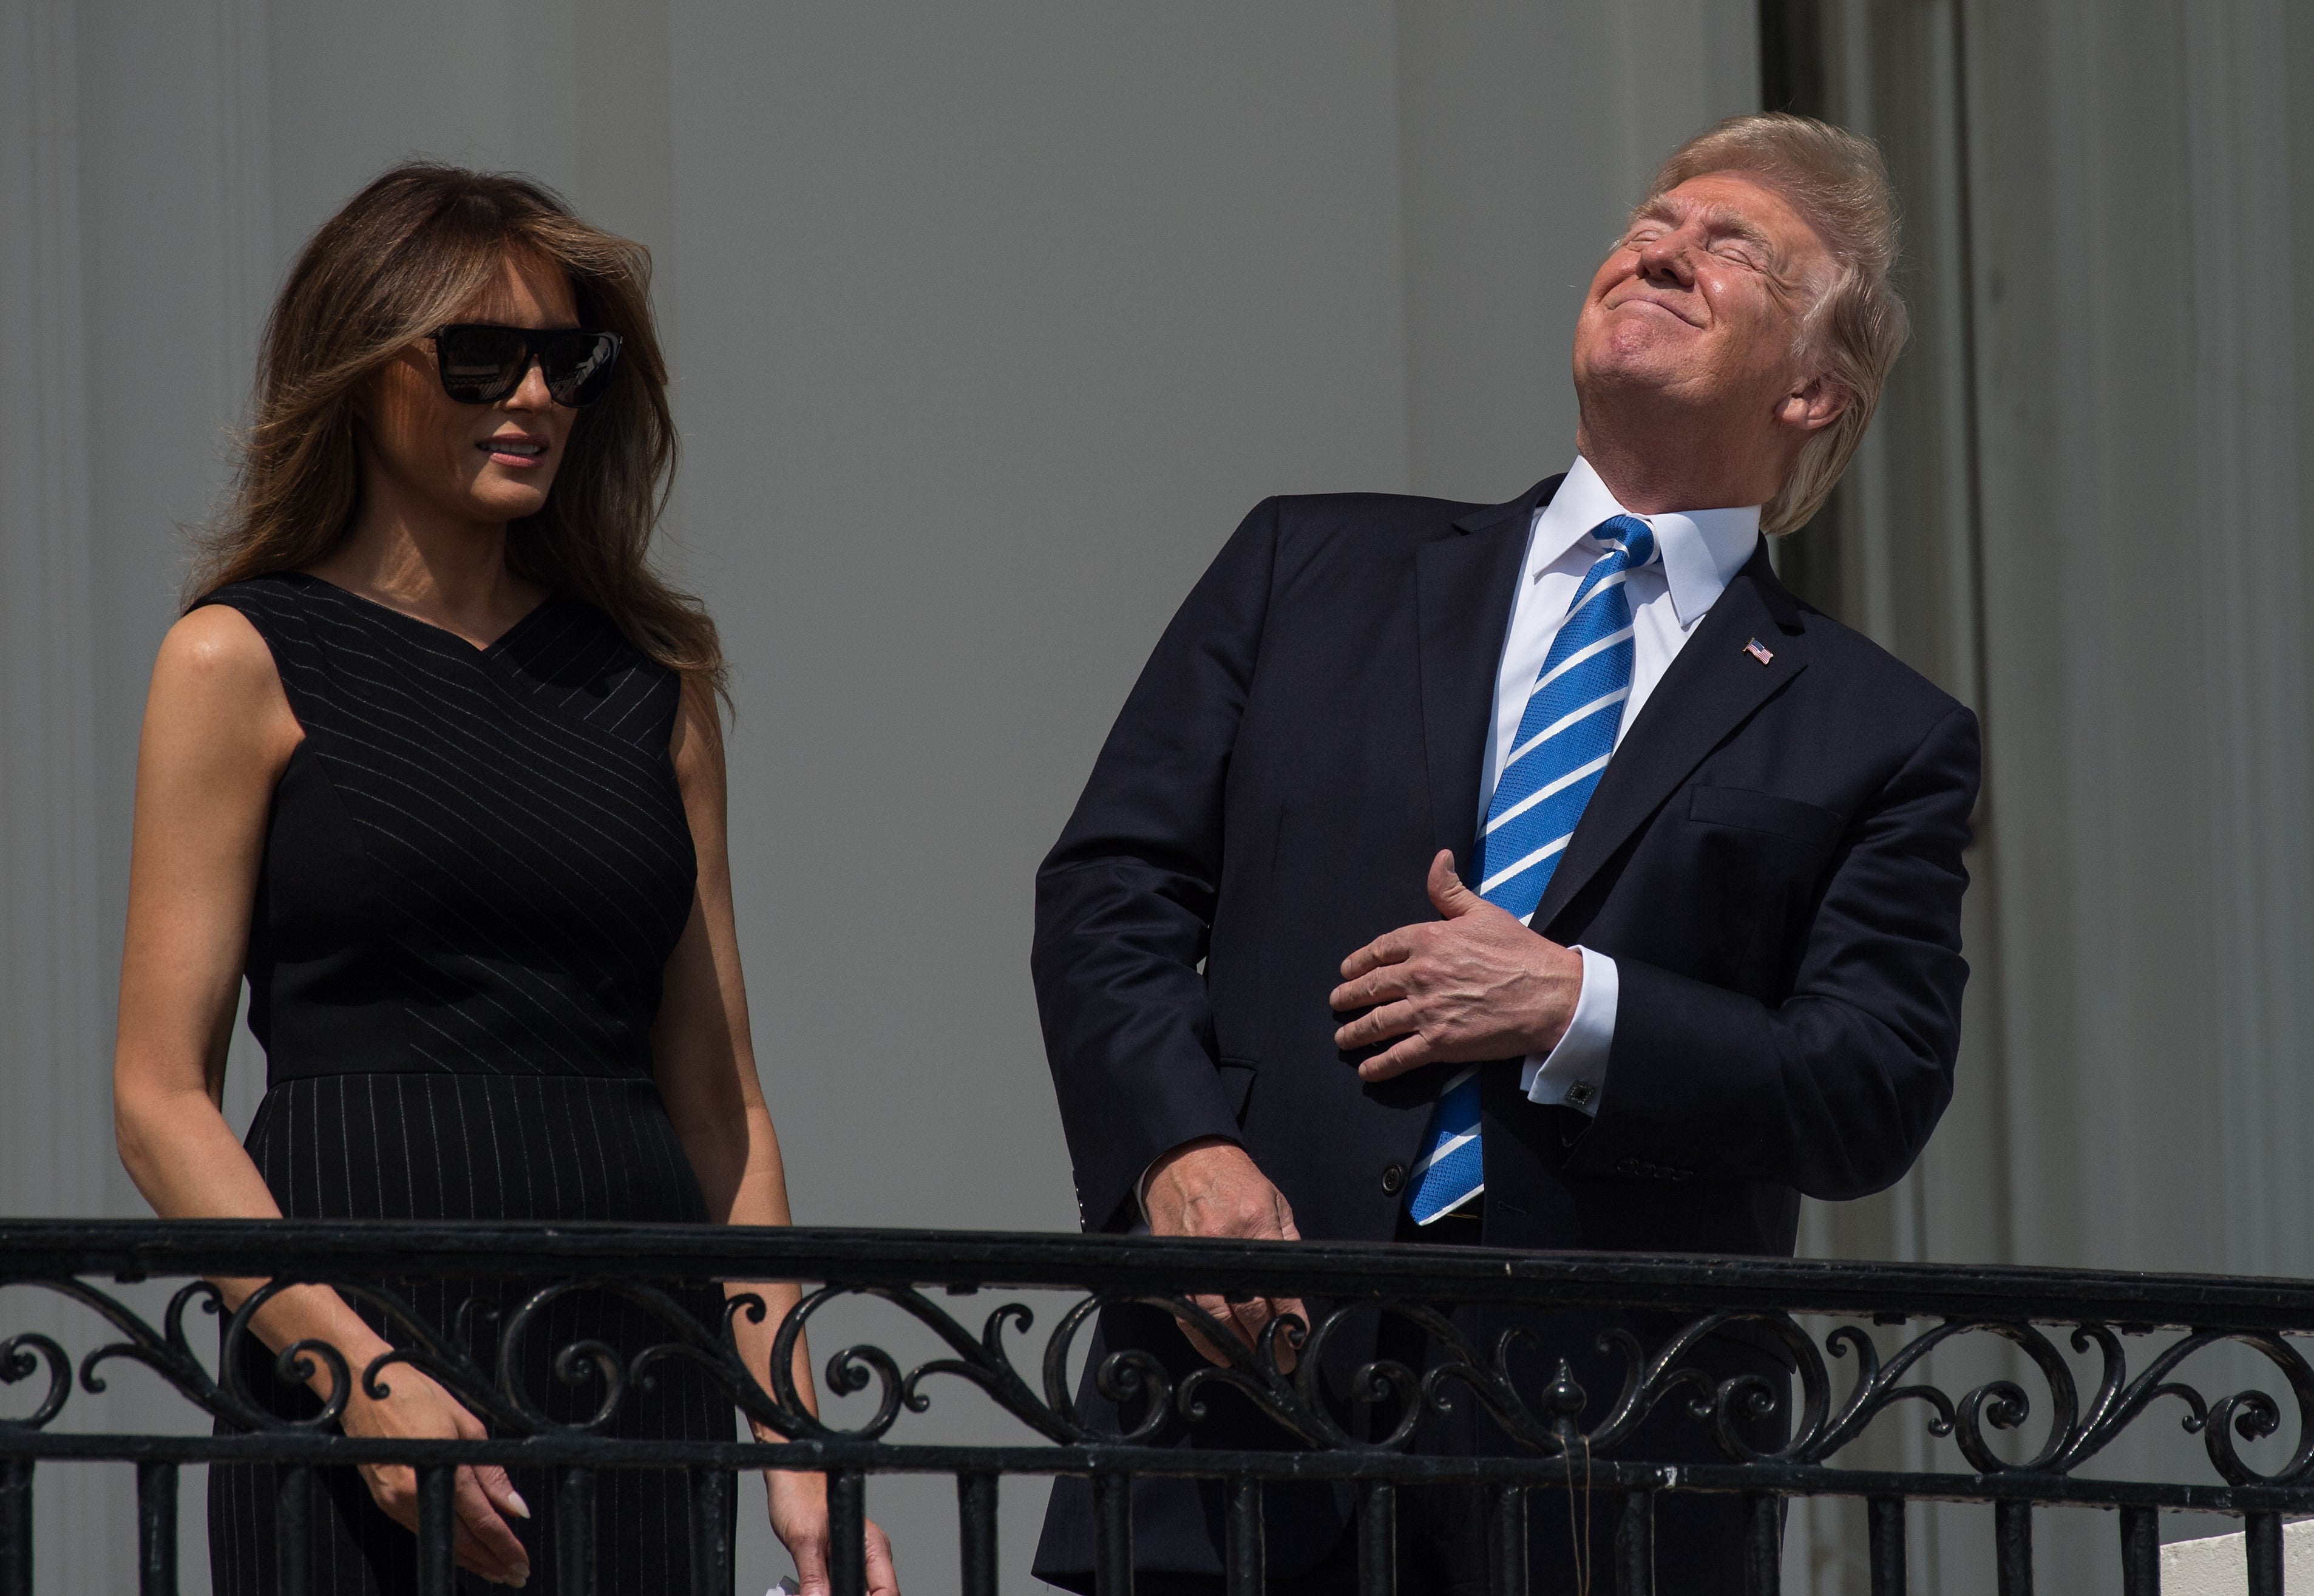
[436,327,529,404]
[540,332,620,407]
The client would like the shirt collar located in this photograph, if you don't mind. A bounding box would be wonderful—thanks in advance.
[1529,456,1762,630]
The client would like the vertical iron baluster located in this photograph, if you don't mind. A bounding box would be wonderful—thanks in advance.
[1867,1497,1905,1596]
[415,1465,455,1596]
[558,1467,598,1596]
[1993,1501,2031,1596]
[828,1470,867,1596]
[1485,1483,1526,1596]
[688,1467,735,1596]
[1223,1476,1263,1596]
[2118,1506,2158,1596]
[1357,1479,1396,1596]
[2246,1512,2282,1596]
[957,1472,999,1596]
[1615,1490,1654,1596]
[276,1465,314,1596]
[0,1458,30,1596]
[137,1460,178,1596]
[1092,1473,1134,1596]
[1740,1492,1780,1596]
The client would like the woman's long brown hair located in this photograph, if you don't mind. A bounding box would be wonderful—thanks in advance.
[194,161,722,704]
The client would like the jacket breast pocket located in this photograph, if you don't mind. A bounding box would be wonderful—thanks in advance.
[1685,785,1842,849]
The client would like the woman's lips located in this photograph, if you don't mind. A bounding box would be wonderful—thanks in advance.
[481,438,548,469]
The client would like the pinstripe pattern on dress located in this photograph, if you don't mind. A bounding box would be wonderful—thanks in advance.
[200,577,731,1595]
[220,574,697,1086]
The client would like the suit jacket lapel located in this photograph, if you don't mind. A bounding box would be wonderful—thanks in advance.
[1417,478,1560,869]
[1532,544,1810,934]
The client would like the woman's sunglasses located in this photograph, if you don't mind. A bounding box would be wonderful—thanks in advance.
[429,324,622,407]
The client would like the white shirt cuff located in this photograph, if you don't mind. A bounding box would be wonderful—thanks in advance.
[1519,945,1616,1115]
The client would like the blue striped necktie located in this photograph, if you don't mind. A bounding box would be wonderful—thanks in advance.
[1403,514,1658,1224]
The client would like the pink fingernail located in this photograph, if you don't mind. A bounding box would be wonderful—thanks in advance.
[507,1489,531,1519]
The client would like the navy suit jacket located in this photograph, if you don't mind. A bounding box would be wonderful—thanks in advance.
[1030,475,1978,1581]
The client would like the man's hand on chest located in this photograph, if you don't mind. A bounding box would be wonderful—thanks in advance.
[1329,850,1586,1082]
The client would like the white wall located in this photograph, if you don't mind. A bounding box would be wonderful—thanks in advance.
[0,4,1756,1591]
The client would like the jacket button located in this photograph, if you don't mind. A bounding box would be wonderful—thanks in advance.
[1380,1162,1406,1195]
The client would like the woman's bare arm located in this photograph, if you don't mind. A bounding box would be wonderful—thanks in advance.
[115,605,300,1224]
[113,605,531,1585]
[654,684,900,1596]
[116,605,388,1358]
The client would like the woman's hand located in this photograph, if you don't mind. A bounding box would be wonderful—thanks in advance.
[767,1469,900,1596]
[341,1363,533,1587]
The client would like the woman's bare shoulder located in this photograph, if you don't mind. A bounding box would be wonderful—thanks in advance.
[147,604,299,752]
[155,603,279,690]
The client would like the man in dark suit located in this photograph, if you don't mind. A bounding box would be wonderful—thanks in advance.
[1032,114,1976,1593]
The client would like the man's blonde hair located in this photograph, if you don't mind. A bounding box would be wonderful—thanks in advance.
[1643,113,1909,534]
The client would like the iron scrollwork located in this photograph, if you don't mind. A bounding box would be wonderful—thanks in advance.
[5,1242,2314,1501]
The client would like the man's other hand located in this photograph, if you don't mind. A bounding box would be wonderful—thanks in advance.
[1141,1138,1307,1373]
[1331,851,1584,1081]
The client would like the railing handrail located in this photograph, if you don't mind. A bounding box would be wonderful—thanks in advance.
[1,1218,2307,1332]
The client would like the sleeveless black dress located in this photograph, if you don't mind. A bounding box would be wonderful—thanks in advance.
[202,573,730,1595]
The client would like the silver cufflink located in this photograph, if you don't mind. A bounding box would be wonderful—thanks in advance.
[1566,1079,1596,1108]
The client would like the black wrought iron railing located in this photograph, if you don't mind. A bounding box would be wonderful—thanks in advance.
[2,1221,2310,1595]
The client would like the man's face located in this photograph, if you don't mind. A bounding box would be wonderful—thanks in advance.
[1572,171,1834,426]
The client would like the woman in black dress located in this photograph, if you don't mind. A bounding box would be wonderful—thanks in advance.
[112,164,898,1594]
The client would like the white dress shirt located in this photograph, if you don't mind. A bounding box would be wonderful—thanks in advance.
[1499,457,1761,1116]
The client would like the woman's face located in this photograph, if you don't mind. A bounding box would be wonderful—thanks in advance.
[357,252,584,529]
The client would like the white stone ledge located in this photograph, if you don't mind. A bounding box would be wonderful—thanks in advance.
[2163,1519,2314,1594]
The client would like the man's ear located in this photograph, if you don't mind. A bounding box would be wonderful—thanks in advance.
[1776,373,1848,437]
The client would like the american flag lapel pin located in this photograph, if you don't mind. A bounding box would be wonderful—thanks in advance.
[1743,637,1776,667]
